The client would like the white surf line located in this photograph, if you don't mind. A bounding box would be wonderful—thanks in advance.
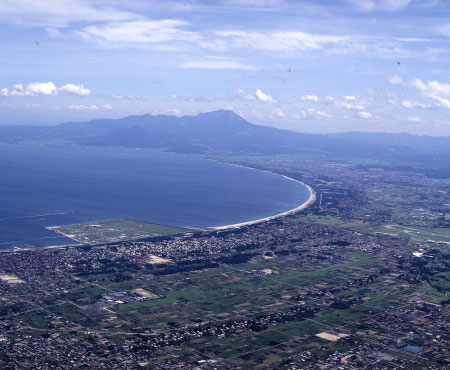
[212,177,316,231]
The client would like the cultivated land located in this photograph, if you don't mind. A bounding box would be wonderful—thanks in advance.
[0,152,449,369]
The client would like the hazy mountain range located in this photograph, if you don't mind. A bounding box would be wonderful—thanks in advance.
[1,110,450,177]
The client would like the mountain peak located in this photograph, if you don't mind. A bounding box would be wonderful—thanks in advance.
[193,110,250,127]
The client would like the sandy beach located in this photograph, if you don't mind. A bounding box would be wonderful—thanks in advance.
[212,177,316,230]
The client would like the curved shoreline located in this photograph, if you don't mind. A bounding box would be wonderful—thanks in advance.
[0,156,316,251]
[211,175,316,231]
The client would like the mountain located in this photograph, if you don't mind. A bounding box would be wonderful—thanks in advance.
[56,110,325,154]
[1,110,450,174]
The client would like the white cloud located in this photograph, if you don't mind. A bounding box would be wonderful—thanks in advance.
[407,116,421,122]
[301,94,319,102]
[299,108,333,119]
[0,0,138,27]
[10,89,32,96]
[110,94,143,101]
[45,27,61,37]
[68,104,98,111]
[0,88,8,96]
[1,81,91,97]
[346,0,412,12]
[102,104,113,110]
[401,100,436,109]
[78,20,201,48]
[214,30,347,52]
[390,75,403,85]
[255,88,276,103]
[411,78,450,96]
[322,95,366,111]
[26,81,58,95]
[396,77,450,109]
[271,108,285,117]
[59,83,90,96]
[182,57,258,70]
[334,100,365,110]
[357,111,373,119]
[234,89,256,100]
[206,29,437,62]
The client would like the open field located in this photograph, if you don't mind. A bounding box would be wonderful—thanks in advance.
[47,219,190,244]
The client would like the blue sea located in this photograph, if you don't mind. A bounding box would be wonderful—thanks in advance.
[0,143,310,249]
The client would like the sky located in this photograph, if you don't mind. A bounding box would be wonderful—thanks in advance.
[1,0,450,135]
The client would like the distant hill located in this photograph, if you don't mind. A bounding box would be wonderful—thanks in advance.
[1,110,450,175]
[57,110,321,154]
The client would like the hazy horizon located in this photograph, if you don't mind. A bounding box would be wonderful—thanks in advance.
[3,108,450,138]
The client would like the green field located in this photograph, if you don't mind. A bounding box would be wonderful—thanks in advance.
[48,219,190,244]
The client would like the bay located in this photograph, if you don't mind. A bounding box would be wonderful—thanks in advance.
[0,144,310,249]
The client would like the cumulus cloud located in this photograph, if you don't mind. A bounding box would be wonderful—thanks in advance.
[59,83,90,96]
[102,104,113,110]
[26,81,58,95]
[407,116,421,122]
[394,77,450,109]
[357,111,373,119]
[345,95,357,100]
[301,94,319,102]
[1,82,91,97]
[299,108,333,119]
[255,89,276,103]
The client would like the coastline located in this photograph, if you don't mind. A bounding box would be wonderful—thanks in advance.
[0,156,316,251]
[211,179,316,231]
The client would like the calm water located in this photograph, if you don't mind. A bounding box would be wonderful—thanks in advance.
[0,144,310,249]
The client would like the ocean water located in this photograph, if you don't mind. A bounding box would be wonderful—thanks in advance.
[0,143,310,249]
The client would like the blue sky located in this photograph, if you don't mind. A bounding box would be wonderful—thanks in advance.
[1,0,450,135]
